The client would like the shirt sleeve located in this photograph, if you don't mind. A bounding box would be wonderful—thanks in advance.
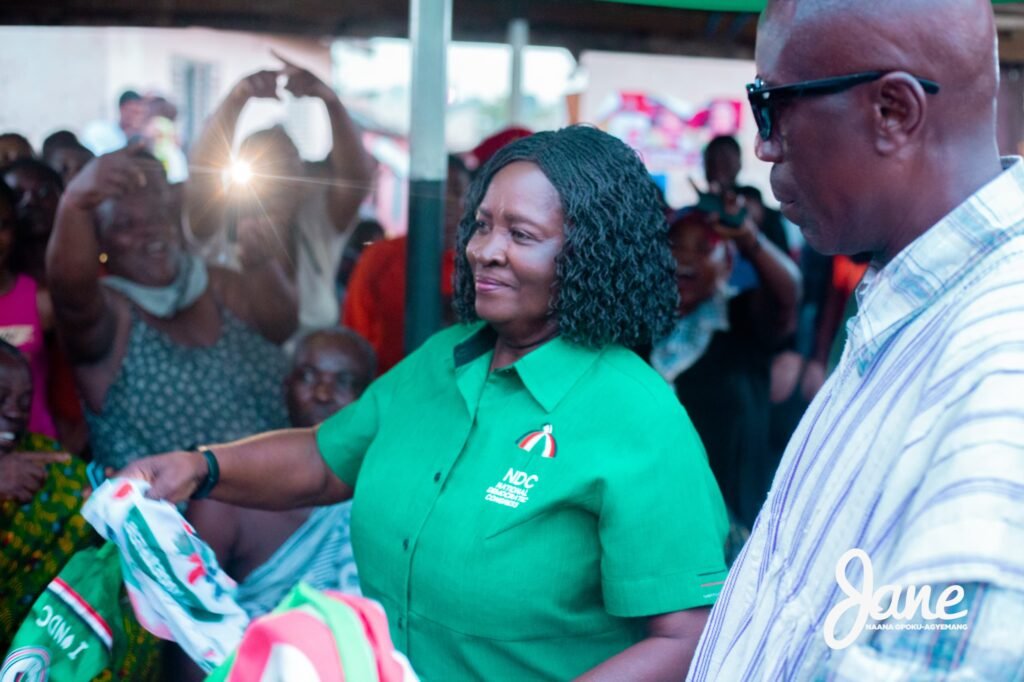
[822,583,1024,681]
[315,365,394,486]
[315,327,448,486]
[598,404,730,617]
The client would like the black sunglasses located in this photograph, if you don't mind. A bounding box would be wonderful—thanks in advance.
[746,71,941,140]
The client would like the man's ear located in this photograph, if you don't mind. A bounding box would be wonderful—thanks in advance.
[873,73,927,156]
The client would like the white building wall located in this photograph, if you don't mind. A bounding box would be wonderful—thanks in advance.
[0,26,333,160]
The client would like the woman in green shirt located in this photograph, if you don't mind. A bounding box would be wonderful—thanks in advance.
[121,126,729,681]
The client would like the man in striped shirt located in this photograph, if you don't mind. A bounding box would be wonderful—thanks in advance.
[689,0,1024,679]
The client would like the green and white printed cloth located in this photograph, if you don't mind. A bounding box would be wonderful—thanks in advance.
[82,478,249,672]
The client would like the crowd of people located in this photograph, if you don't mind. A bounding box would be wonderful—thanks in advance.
[2,0,1023,678]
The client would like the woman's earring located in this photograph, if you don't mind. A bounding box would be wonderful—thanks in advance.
[99,253,109,264]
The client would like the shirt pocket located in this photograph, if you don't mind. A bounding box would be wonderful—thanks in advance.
[477,431,547,538]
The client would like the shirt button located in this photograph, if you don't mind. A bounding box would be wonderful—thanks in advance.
[433,472,441,483]
[402,538,410,551]
[397,617,404,630]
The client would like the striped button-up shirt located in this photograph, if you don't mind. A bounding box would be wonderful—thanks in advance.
[689,158,1024,681]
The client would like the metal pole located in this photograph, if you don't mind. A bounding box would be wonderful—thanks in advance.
[405,0,451,355]
[508,18,529,125]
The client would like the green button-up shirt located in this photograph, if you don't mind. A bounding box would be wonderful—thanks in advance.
[317,323,728,680]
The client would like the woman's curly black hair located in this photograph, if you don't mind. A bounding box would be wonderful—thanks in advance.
[452,125,678,348]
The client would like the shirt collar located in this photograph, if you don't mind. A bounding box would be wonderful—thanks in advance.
[848,157,1024,374]
[452,322,603,413]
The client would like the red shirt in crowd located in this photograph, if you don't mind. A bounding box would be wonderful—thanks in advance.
[342,236,455,374]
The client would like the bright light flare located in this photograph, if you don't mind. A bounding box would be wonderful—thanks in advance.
[230,160,254,186]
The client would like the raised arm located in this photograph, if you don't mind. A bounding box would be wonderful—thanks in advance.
[46,143,152,363]
[185,70,281,242]
[277,51,374,233]
[119,336,395,508]
[719,215,802,346]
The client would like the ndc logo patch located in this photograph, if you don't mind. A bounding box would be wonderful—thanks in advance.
[517,424,556,459]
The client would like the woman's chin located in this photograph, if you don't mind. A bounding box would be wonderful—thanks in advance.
[474,302,510,326]
[120,266,179,288]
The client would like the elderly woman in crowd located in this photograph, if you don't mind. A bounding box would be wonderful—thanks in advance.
[121,125,729,681]
[47,143,297,469]
[189,327,376,618]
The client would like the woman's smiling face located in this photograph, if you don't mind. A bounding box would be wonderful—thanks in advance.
[97,172,183,287]
[465,161,565,339]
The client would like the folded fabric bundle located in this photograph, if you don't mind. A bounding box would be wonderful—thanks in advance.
[207,583,418,682]
[82,478,249,672]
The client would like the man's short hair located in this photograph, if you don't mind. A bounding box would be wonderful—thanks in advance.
[291,326,378,381]
[704,135,741,160]
[41,130,80,158]
[118,90,142,107]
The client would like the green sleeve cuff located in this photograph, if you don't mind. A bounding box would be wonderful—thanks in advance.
[602,565,728,617]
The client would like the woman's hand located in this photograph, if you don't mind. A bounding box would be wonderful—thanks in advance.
[713,218,762,256]
[0,451,70,503]
[115,450,208,503]
[63,141,159,211]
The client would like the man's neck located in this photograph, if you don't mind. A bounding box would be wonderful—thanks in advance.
[877,148,1004,265]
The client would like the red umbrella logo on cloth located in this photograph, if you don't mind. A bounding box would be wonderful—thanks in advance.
[517,424,557,459]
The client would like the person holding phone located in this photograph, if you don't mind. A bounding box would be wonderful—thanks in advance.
[187,52,374,337]
[651,204,801,533]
